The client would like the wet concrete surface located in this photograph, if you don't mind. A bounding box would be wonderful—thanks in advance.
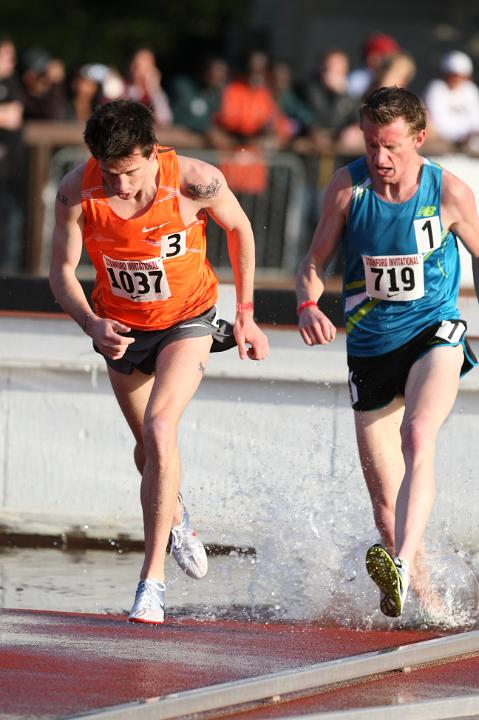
[0,546,259,619]
[1,543,477,631]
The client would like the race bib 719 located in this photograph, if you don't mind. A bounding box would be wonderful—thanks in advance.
[363,254,425,301]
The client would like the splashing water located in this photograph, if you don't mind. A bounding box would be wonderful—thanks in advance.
[0,469,477,629]
[230,470,479,630]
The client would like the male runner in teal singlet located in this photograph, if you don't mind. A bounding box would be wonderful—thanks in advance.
[296,86,479,617]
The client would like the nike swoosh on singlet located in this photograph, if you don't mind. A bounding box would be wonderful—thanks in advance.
[142,223,169,233]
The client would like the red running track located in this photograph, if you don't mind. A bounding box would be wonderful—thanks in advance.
[0,608,475,719]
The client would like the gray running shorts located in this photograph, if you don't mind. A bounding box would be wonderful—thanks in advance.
[94,305,236,375]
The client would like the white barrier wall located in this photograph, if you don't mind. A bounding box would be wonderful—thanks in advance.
[1,308,478,552]
[433,154,479,289]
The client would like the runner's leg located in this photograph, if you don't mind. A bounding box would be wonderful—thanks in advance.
[107,365,154,474]
[138,335,212,581]
[354,396,405,552]
[358,397,435,614]
[107,365,188,526]
[396,345,463,563]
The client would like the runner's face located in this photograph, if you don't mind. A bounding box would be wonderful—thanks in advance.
[99,149,156,200]
[362,117,425,185]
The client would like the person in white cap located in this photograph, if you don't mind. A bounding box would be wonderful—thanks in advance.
[423,50,479,147]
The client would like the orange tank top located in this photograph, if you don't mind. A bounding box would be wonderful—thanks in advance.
[81,147,218,330]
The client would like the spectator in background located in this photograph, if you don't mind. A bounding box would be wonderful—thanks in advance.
[126,48,202,148]
[90,64,126,103]
[339,50,417,154]
[348,33,400,99]
[19,47,67,120]
[66,64,104,122]
[423,50,479,151]
[170,56,229,141]
[269,60,315,150]
[66,63,126,122]
[302,49,361,153]
[0,37,25,272]
[212,50,293,151]
[366,51,416,95]
[126,48,173,128]
[67,63,126,121]
[211,49,293,195]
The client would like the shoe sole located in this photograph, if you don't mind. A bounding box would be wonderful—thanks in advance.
[183,568,208,580]
[366,545,402,618]
[170,510,209,580]
[128,616,164,625]
[178,554,208,580]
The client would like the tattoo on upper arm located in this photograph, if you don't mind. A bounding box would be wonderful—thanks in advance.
[56,191,69,206]
[185,177,221,199]
[199,361,206,374]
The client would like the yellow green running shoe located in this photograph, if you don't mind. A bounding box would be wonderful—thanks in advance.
[366,544,410,617]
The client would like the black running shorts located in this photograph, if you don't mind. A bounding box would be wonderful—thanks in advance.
[347,319,477,412]
[94,305,236,375]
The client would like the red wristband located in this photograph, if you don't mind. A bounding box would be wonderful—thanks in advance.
[296,300,317,317]
[236,301,254,313]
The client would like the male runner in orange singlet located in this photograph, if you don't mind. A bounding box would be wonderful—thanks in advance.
[49,99,269,623]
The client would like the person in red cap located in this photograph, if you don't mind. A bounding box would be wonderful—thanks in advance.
[348,33,400,99]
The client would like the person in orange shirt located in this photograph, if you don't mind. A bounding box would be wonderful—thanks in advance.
[49,99,269,624]
[211,50,293,195]
[213,50,293,149]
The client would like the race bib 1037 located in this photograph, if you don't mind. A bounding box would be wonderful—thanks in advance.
[362,253,425,301]
[103,255,171,303]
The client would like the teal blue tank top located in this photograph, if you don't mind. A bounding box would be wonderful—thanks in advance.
[342,157,461,356]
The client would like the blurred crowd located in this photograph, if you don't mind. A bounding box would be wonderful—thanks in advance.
[1,32,479,271]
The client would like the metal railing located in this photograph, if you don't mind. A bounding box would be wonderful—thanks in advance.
[38,141,307,278]
[21,122,479,291]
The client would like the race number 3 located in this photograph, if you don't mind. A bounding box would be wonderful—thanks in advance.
[363,254,425,301]
[103,255,171,303]
[414,215,442,253]
[161,230,186,259]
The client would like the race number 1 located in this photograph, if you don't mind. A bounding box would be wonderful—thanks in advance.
[414,215,442,253]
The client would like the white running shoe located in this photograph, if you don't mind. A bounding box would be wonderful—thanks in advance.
[128,579,165,624]
[170,496,208,579]
[366,544,410,617]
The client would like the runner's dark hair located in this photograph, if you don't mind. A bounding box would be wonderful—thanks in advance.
[84,99,157,160]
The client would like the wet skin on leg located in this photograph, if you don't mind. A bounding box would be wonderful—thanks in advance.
[107,335,212,581]
[396,344,463,563]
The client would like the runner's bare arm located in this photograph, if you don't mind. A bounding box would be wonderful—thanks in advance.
[49,167,135,359]
[442,170,479,304]
[49,167,93,326]
[296,167,351,346]
[179,156,269,361]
